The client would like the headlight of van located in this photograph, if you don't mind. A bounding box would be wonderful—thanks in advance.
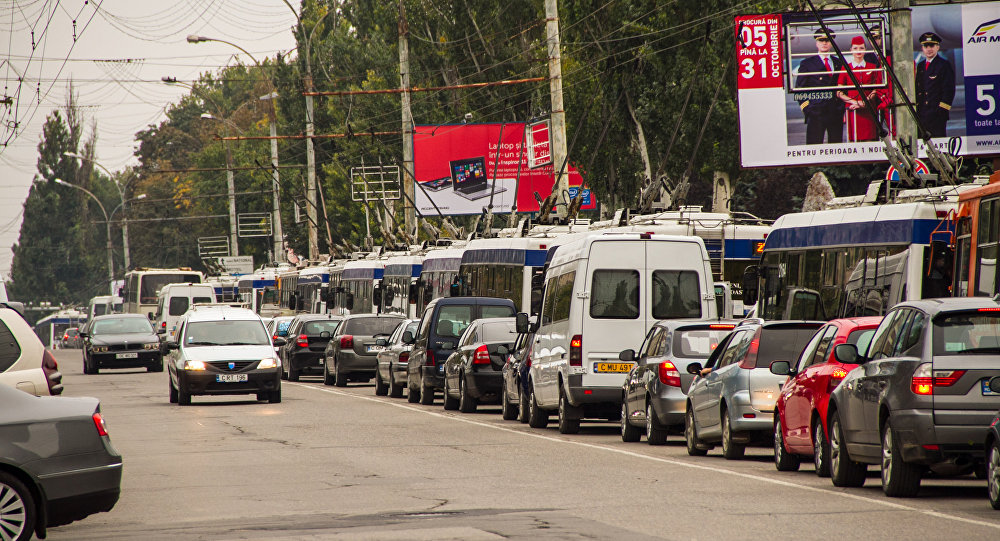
[258,358,279,369]
[184,360,207,371]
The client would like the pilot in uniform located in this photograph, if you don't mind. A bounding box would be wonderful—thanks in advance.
[795,29,845,144]
[915,32,955,137]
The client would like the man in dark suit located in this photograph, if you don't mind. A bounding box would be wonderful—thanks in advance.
[915,31,955,137]
[795,29,844,144]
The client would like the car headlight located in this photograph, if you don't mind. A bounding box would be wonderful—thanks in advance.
[184,360,207,371]
[92,346,108,353]
[258,358,279,369]
[143,343,160,350]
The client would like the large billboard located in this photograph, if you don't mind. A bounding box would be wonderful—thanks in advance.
[413,123,595,216]
[736,2,1000,168]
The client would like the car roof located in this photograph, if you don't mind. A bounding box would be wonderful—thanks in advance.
[342,313,405,319]
[184,305,261,322]
[432,296,515,306]
[91,313,149,321]
[895,298,1000,314]
[653,319,742,330]
[294,314,344,321]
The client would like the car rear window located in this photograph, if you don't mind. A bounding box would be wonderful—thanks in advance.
[481,305,515,319]
[933,312,1000,355]
[590,270,639,319]
[303,320,341,335]
[672,328,731,358]
[847,328,877,355]
[193,296,213,304]
[0,319,22,372]
[756,326,822,367]
[435,305,473,338]
[480,321,517,342]
[344,317,403,336]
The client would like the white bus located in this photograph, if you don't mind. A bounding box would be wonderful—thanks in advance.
[121,268,204,317]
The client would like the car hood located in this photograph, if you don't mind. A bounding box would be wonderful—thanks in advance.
[182,344,276,361]
[90,332,158,345]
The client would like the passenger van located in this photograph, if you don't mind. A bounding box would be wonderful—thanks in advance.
[154,283,217,339]
[525,233,717,433]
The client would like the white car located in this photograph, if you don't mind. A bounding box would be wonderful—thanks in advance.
[0,304,63,396]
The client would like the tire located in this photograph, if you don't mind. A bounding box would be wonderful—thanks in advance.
[721,410,745,460]
[645,402,667,445]
[83,356,93,375]
[501,379,517,420]
[829,411,866,487]
[774,416,801,471]
[334,361,347,388]
[620,400,641,442]
[288,362,300,382]
[169,378,178,404]
[988,441,1000,511]
[178,388,191,406]
[389,370,404,398]
[407,379,420,403]
[458,375,478,413]
[527,386,548,429]
[323,362,335,386]
[558,389,580,434]
[517,385,530,424]
[148,358,164,373]
[281,358,288,380]
[419,380,434,405]
[686,407,708,456]
[442,378,459,410]
[269,389,281,404]
[881,420,922,497]
[374,370,388,396]
[813,419,832,478]
[0,470,36,541]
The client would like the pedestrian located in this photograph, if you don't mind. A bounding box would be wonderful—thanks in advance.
[915,31,955,138]
[836,36,883,142]
[795,29,845,144]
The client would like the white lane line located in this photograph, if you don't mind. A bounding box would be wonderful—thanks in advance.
[292,383,1000,531]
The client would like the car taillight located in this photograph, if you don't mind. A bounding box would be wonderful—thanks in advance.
[398,352,409,363]
[42,349,63,395]
[739,333,761,369]
[569,335,582,366]
[525,352,531,368]
[473,345,491,365]
[658,361,681,387]
[92,412,109,437]
[161,321,166,329]
[340,335,353,349]
[425,349,435,366]
[911,362,966,395]
[828,367,849,393]
[298,334,309,348]
[63,334,69,340]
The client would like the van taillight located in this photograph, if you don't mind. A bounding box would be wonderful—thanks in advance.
[297,334,309,348]
[161,321,166,328]
[425,349,435,367]
[340,335,354,349]
[93,412,109,437]
[569,335,582,366]
[658,361,681,386]
[473,345,491,365]
[911,362,965,395]
[739,332,761,369]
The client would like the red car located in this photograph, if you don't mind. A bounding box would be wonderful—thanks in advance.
[770,316,882,476]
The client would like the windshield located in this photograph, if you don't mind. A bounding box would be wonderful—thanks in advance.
[933,312,1000,355]
[673,328,731,358]
[344,317,404,336]
[303,320,342,335]
[184,320,269,346]
[92,317,154,335]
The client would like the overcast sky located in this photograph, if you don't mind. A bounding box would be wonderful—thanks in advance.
[0,0,300,280]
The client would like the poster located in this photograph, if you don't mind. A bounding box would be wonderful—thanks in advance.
[736,3,1000,168]
[413,123,594,216]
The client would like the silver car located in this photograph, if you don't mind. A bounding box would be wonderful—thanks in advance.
[375,319,418,397]
[684,320,823,459]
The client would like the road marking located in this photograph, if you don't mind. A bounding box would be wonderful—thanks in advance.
[292,383,1000,531]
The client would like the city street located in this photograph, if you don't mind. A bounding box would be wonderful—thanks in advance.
[48,347,1000,540]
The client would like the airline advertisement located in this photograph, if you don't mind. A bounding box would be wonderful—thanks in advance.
[736,2,1000,168]
[413,123,595,216]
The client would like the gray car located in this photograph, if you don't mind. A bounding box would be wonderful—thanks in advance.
[375,319,418,397]
[826,298,1000,497]
[684,320,823,459]
[324,314,405,387]
[0,384,122,539]
[619,320,739,445]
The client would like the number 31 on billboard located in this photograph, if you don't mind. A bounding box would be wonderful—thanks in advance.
[735,15,783,90]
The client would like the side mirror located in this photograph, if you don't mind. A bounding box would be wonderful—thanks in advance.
[156,328,166,335]
[497,345,509,355]
[440,341,456,351]
[618,349,636,362]
[685,362,704,375]
[449,282,461,297]
[742,265,759,307]
[376,338,388,347]
[769,360,793,376]
[515,312,529,334]
[166,341,179,351]
[79,331,89,338]
[147,312,154,320]
[833,343,859,364]
[320,331,331,338]
[401,331,415,344]
[273,337,287,347]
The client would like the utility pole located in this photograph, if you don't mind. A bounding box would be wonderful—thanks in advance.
[544,0,569,221]
[304,49,319,260]
[891,0,916,153]
[399,1,416,236]
[223,140,239,256]
[261,91,284,263]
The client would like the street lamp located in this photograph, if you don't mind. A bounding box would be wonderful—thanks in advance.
[53,178,114,293]
[63,152,141,270]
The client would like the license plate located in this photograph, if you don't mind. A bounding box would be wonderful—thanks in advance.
[982,380,1000,396]
[116,352,138,359]
[216,374,248,383]
[594,362,633,373]
[366,345,384,353]
[319,358,324,365]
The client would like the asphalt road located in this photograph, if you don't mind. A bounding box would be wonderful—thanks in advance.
[46,347,1000,540]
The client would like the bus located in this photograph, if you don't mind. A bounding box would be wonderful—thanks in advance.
[237,270,280,317]
[121,268,204,317]
[331,259,384,315]
[296,265,330,314]
[34,309,86,348]
[382,255,423,318]
[415,246,465,315]
[953,174,1000,297]
[206,276,239,302]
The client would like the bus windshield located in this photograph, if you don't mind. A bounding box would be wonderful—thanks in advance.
[140,274,201,304]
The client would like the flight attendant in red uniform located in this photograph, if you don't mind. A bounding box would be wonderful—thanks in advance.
[836,36,882,142]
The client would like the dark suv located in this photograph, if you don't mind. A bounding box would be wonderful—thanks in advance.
[406,297,516,405]
[827,298,1000,497]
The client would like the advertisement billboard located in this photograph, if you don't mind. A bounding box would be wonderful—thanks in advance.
[413,123,594,216]
[736,2,1000,168]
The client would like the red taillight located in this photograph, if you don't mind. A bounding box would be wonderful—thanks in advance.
[161,321,166,328]
[658,361,681,387]
[922,444,940,450]
[828,367,849,393]
[398,352,409,364]
[339,335,353,349]
[92,412,109,437]
[569,335,582,367]
[297,334,309,348]
[911,362,965,395]
[63,334,69,340]
[978,308,1000,312]
[473,345,491,365]
[273,335,279,341]
[739,333,760,369]
[426,349,435,366]
[709,324,735,330]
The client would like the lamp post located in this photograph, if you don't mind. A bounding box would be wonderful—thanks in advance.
[53,178,114,292]
[110,193,146,269]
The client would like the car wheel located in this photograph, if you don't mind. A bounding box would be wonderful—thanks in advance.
[458,375,478,413]
[288,361,300,382]
[334,360,347,388]
[269,389,281,404]
[178,387,191,406]
[374,370,388,396]
[645,402,667,445]
[517,385,530,424]
[83,356,93,375]
[322,360,334,386]
[169,378,178,404]
[501,379,517,421]
[389,370,404,398]
[774,416,800,471]
[881,420,922,497]
[557,389,580,434]
[419,379,434,405]
[829,410,866,487]
[442,377,459,410]
[685,407,708,456]
[721,410,745,460]
[527,385,548,428]
[407,377,421,403]
[988,441,1000,510]
[813,419,832,478]
[0,470,36,541]
[281,358,289,380]
[620,400,641,442]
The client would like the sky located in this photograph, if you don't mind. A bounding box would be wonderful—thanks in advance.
[0,0,301,279]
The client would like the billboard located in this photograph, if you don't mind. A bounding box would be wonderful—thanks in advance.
[413,123,595,216]
[736,2,1000,168]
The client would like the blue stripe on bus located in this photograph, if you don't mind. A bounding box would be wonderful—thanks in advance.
[722,239,762,260]
[461,248,548,267]
[763,218,947,250]
[385,264,423,278]
[342,268,385,280]
[238,279,276,288]
[422,257,462,272]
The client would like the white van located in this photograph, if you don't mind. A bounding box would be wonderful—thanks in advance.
[154,283,217,339]
[525,233,717,433]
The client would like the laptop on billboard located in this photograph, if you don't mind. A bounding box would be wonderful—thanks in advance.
[449,157,507,201]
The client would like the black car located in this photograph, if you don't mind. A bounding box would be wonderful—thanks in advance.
[81,314,163,374]
[442,317,517,413]
[279,314,343,381]
[406,296,516,405]
[500,329,535,422]
[985,378,1000,510]
[375,318,419,397]
[323,314,405,387]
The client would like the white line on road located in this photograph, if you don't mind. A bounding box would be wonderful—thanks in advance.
[292,383,1000,532]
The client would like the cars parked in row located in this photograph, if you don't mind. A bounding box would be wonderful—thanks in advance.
[61,327,82,348]
[374,318,419,397]
[442,317,518,413]
[82,314,163,374]
[266,315,295,356]
[324,314,404,387]
[280,314,342,381]
[500,328,534,422]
